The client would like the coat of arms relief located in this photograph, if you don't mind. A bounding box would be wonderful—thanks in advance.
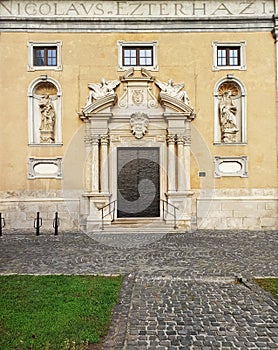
[132,89,144,105]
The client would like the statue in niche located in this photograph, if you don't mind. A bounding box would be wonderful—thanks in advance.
[86,78,120,105]
[130,112,149,139]
[218,88,239,143]
[155,79,190,105]
[38,94,56,143]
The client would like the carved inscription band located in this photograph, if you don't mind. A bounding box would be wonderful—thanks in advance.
[0,1,274,18]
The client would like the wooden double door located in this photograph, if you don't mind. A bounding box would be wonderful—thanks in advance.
[117,147,160,218]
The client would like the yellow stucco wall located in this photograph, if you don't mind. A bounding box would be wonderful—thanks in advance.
[0,31,277,191]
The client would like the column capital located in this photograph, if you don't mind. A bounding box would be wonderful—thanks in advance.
[91,134,100,144]
[100,134,110,144]
[183,130,191,146]
[176,135,185,145]
[167,133,176,144]
[84,135,92,146]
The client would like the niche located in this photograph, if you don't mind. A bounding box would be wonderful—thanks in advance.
[214,76,246,144]
[28,76,62,145]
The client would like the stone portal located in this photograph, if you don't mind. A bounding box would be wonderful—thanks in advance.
[79,68,195,231]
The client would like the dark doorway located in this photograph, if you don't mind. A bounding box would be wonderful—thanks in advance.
[117,147,160,218]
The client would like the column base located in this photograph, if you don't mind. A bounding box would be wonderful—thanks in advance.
[165,191,193,229]
[83,192,112,230]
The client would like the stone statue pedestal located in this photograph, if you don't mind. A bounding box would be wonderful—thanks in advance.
[221,130,238,143]
[40,129,54,143]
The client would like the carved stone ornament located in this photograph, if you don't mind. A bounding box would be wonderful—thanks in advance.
[218,82,240,143]
[38,94,56,143]
[86,78,120,106]
[118,68,158,109]
[155,79,190,105]
[132,89,144,105]
[130,112,149,139]
[167,133,176,144]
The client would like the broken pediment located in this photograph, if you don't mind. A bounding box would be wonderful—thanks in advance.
[159,92,195,117]
[79,69,195,120]
[80,93,118,117]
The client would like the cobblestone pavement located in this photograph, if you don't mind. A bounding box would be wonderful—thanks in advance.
[0,230,277,349]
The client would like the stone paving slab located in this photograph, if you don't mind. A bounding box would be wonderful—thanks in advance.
[0,230,277,277]
[106,275,277,349]
[0,230,277,349]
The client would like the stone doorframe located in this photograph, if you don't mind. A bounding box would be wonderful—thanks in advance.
[79,68,195,231]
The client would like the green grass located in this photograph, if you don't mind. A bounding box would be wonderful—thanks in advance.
[0,275,123,350]
[255,278,278,299]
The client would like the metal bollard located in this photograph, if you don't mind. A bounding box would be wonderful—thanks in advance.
[53,212,60,236]
[0,213,5,236]
[34,212,42,236]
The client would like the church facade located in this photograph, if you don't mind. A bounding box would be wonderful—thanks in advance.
[0,0,277,231]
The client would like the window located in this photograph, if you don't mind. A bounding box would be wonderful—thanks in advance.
[34,47,57,67]
[118,41,158,71]
[27,41,62,71]
[217,47,240,67]
[212,41,246,71]
[123,47,153,67]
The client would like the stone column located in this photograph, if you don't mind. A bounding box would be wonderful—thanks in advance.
[91,135,100,193]
[183,122,191,191]
[177,135,185,192]
[167,133,176,192]
[100,134,109,194]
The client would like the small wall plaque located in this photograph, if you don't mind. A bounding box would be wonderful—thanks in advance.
[28,157,62,179]
[214,156,248,178]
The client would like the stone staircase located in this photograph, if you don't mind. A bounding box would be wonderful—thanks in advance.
[89,218,179,234]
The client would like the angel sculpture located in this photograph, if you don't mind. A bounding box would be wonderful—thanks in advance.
[86,78,120,105]
[155,79,190,105]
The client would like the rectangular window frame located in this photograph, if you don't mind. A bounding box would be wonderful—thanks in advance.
[122,46,154,67]
[27,41,62,71]
[33,46,57,67]
[118,41,158,71]
[212,41,246,71]
[217,47,241,67]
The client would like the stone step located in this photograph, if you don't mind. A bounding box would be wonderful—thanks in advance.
[111,218,168,227]
[90,219,179,234]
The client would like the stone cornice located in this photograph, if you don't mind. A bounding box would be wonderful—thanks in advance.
[0,16,275,32]
[0,0,276,32]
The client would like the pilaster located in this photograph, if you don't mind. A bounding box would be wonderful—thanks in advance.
[167,133,176,192]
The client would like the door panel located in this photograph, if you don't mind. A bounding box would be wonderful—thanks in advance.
[117,148,160,218]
